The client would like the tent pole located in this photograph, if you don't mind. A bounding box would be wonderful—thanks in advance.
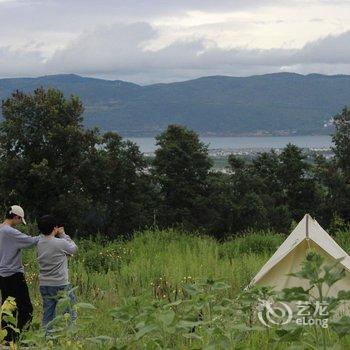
[306,214,309,239]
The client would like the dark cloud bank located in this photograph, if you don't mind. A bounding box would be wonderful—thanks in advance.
[1,20,350,83]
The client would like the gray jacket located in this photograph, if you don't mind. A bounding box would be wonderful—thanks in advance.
[37,232,77,286]
[0,224,39,277]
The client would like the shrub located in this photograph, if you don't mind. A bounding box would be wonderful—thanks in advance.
[220,230,285,258]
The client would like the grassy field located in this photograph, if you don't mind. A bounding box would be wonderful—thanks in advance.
[11,229,350,349]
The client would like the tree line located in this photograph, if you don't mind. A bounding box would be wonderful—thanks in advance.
[0,88,349,238]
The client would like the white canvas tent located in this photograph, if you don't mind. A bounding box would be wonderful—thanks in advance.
[249,214,350,297]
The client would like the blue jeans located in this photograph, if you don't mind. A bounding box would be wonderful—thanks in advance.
[40,284,77,328]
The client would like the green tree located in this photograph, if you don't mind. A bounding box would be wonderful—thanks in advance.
[251,151,292,232]
[89,132,156,236]
[325,107,350,223]
[0,88,154,236]
[228,151,291,233]
[227,155,268,232]
[278,144,318,219]
[205,172,235,238]
[153,124,212,231]
[333,107,350,179]
[228,154,245,171]
[0,88,99,231]
[312,154,350,225]
[252,151,281,196]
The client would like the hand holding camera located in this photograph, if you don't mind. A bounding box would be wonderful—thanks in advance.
[55,226,65,237]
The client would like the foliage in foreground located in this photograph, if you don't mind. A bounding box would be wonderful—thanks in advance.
[1,230,350,349]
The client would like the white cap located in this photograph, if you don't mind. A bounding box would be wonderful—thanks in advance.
[9,205,27,225]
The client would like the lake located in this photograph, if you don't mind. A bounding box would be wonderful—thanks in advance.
[127,135,333,153]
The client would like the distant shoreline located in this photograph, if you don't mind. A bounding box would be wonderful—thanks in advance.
[125,135,333,154]
[119,133,333,138]
[113,131,333,138]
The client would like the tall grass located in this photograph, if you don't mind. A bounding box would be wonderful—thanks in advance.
[18,228,350,348]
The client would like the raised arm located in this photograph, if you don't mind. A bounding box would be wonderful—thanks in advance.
[58,231,78,255]
[11,228,40,248]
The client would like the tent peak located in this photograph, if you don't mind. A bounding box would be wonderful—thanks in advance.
[249,214,350,292]
[302,214,315,239]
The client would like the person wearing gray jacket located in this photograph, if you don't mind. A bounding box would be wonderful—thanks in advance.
[36,215,78,330]
[0,205,40,342]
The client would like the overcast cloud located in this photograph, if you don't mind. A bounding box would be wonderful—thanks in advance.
[1,0,350,83]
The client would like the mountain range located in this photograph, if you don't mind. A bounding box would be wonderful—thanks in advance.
[1,72,349,136]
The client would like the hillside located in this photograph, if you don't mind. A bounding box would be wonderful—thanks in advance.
[1,72,349,136]
[21,229,350,348]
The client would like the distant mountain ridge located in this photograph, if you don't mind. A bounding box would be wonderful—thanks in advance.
[1,72,349,136]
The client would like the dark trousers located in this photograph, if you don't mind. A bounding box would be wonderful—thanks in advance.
[0,272,33,341]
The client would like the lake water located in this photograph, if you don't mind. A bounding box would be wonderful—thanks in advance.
[127,135,332,153]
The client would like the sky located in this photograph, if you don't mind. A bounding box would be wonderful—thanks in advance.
[1,0,350,84]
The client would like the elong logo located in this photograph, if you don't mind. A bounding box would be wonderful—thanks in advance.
[258,299,329,329]
[258,299,293,327]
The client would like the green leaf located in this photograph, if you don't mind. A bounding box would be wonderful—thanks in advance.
[331,316,350,337]
[86,335,114,344]
[211,282,230,291]
[337,290,350,300]
[0,329,7,341]
[164,326,176,334]
[183,284,202,296]
[183,333,202,340]
[324,267,345,287]
[280,287,310,301]
[276,327,303,342]
[75,302,96,310]
[177,320,203,329]
[3,314,18,326]
[166,300,182,307]
[111,311,132,322]
[203,335,231,349]
[157,309,175,326]
[5,324,20,333]
[135,324,158,340]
